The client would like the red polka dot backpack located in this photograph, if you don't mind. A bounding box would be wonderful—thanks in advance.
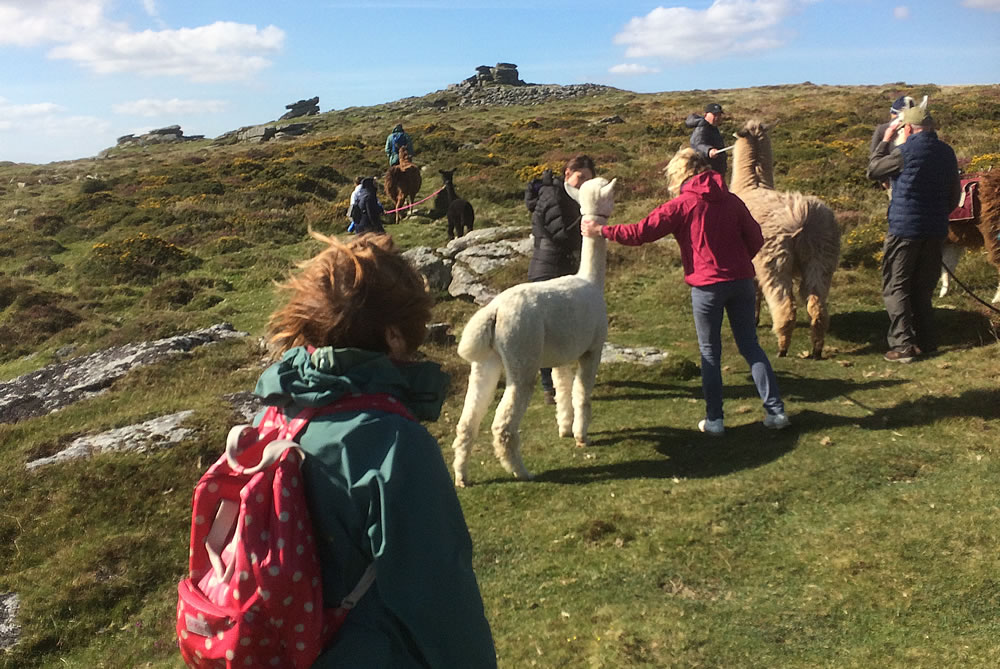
[176,396,409,668]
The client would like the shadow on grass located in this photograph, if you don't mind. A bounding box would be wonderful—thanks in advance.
[595,378,697,403]
[830,307,997,352]
[535,423,798,483]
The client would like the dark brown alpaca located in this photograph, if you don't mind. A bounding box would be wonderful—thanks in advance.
[439,169,475,239]
[384,146,422,224]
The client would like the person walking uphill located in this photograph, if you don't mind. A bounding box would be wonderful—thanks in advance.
[256,232,497,668]
[581,148,789,435]
[687,102,728,175]
[353,176,385,235]
[524,154,595,404]
[867,105,961,363]
[385,123,414,166]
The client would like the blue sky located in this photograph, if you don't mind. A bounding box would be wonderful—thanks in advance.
[2,0,999,164]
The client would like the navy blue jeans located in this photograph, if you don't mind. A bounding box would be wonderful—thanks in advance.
[690,279,784,421]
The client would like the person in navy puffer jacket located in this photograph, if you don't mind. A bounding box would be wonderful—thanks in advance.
[867,106,961,362]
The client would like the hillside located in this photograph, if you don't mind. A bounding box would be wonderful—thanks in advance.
[1,82,999,668]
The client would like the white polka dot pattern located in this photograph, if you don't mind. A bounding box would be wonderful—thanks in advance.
[175,406,332,668]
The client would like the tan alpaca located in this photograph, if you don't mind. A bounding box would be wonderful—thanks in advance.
[730,119,841,359]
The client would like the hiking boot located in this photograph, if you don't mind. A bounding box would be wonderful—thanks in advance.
[543,389,556,405]
[884,347,917,363]
[763,412,791,430]
[698,418,725,436]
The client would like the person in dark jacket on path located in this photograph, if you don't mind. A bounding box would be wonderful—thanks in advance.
[353,177,385,234]
[524,154,595,403]
[867,105,961,362]
[581,148,789,435]
[686,102,727,175]
[259,232,497,668]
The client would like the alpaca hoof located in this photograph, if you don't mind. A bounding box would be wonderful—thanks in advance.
[512,470,535,481]
[777,349,788,358]
[559,428,573,438]
[575,438,589,448]
[455,476,467,488]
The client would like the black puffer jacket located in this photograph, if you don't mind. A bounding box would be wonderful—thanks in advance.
[355,177,385,234]
[524,170,582,280]
[686,114,727,174]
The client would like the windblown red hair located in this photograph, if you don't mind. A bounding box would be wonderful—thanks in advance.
[267,232,433,356]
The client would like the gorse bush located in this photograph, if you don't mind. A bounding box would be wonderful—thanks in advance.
[78,232,201,284]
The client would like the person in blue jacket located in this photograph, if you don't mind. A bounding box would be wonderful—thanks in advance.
[385,124,414,166]
[259,232,497,668]
[867,106,961,362]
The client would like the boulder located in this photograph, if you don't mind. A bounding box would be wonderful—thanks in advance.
[280,96,320,120]
[402,246,453,292]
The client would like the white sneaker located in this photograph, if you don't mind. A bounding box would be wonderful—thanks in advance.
[698,418,725,436]
[763,412,791,430]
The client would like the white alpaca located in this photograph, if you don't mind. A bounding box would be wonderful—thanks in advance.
[451,177,616,487]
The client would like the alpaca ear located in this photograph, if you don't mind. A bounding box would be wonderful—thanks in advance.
[565,181,581,203]
[600,178,617,199]
[764,119,780,132]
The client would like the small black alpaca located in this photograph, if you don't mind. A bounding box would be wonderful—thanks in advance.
[438,169,475,240]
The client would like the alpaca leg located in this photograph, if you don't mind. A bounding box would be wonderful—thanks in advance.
[490,378,535,481]
[805,294,829,359]
[759,275,795,357]
[571,350,601,448]
[451,356,503,487]
[993,273,1000,304]
[551,364,576,438]
[938,244,963,297]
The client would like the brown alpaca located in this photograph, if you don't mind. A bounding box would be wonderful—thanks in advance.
[730,119,841,359]
[384,146,422,224]
[939,171,1000,304]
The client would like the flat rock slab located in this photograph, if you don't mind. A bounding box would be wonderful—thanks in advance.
[0,593,19,651]
[25,410,195,470]
[601,343,669,366]
[0,323,247,424]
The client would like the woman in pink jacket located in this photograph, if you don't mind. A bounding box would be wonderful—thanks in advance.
[581,148,789,435]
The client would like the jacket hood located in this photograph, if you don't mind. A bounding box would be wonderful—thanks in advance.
[685,113,706,129]
[680,170,728,201]
[391,124,404,133]
[254,346,449,421]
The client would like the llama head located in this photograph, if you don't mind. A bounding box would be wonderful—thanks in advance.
[566,177,617,222]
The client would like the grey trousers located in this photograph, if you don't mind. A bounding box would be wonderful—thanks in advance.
[881,234,942,352]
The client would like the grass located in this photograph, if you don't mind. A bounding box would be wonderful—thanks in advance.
[1,82,999,668]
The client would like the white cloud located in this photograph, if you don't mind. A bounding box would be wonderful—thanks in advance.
[0,0,110,46]
[0,2,284,82]
[113,98,228,117]
[614,0,809,62]
[609,63,661,75]
[0,97,109,138]
[0,97,65,117]
[49,22,285,82]
[893,5,910,19]
[962,0,1000,9]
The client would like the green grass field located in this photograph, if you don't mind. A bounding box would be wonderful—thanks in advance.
[1,82,999,668]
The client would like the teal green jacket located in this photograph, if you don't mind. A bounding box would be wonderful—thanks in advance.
[253,347,496,669]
